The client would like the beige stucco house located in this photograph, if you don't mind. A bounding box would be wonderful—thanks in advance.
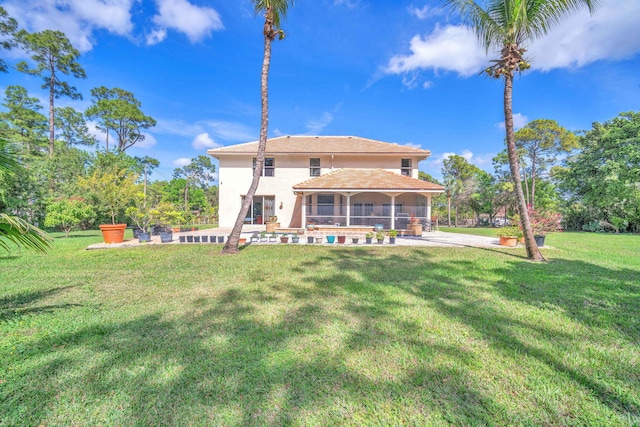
[207,135,445,230]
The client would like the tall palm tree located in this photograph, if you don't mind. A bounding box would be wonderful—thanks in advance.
[444,0,600,261]
[0,141,52,254]
[223,0,293,254]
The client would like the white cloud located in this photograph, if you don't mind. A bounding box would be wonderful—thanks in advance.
[334,0,359,9]
[408,5,443,20]
[305,112,334,135]
[528,1,640,70]
[86,121,157,149]
[192,132,221,150]
[154,119,255,142]
[427,149,474,171]
[200,120,256,142]
[3,0,134,52]
[151,0,224,44]
[146,29,167,45]
[386,24,490,77]
[423,80,433,89]
[86,120,108,146]
[402,74,419,89]
[496,113,529,131]
[135,133,158,149]
[403,142,421,149]
[386,0,640,78]
[172,157,191,167]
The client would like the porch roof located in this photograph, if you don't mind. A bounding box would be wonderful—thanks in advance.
[292,168,445,192]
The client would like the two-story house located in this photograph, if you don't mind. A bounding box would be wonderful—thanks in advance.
[207,135,445,230]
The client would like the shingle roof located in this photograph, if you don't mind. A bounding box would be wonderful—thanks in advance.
[207,135,431,157]
[293,169,445,192]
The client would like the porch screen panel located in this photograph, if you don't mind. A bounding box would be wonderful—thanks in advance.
[317,194,334,216]
[364,203,374,216]
[306,195,313,214]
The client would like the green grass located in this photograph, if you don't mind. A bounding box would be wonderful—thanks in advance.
[1,230,639,426]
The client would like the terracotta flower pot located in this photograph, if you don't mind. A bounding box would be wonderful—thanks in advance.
[499,236,518,247]
[99,224,127,244]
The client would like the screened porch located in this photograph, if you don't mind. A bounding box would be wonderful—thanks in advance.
[302,192,433,231]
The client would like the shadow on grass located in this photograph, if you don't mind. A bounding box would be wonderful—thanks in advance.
[53,234,102,239]
[320,247,640,422]
[2,245,638,425]
[0,285,80,322]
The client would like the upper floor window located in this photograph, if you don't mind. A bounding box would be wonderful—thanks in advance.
[253,157,275,177]
[401,158,412,176]
[310,158,321,177]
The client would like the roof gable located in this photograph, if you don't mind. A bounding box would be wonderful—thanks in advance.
[207,135,431,157]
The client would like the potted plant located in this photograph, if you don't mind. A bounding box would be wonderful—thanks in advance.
[365,232,374,244]
[387,229,398,244]
[375,230,385,244]
[409,214,422,236]
[78,164,139,244]
[126,204,153,243]
[280,233,289,243]
[291,233,299,243]
[326,235,336,244]
[149,202,184,244]
[351,236,359,244]
[529,209,560,247]
[269,231,277,243]
[337,235,346,244]
[315,236,323,243]
[306,223,315,231]
[266,215,280,233]
[260,230,267,242]
[497,226,522,247]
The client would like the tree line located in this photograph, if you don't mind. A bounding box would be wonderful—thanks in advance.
[431,115,640,234]
[0,7,217,245]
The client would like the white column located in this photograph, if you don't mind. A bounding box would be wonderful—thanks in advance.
[346,194,351,226]
[427,195,432,229]
[301,193,306,228]
[391,195,396,230]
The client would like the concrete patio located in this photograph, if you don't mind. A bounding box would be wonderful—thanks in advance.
[87,226,507,249]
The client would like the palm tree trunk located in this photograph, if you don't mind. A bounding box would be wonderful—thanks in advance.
[504,74,544,261]
[223,9,274,254]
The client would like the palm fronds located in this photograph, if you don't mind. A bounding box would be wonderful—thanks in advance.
[0,213,52,254]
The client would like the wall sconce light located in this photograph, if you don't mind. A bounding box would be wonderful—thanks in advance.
[279,201,283,209]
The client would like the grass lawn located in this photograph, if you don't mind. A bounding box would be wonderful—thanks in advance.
[1,230,639,426]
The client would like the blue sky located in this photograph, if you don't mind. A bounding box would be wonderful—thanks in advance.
[1,0,639,182]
